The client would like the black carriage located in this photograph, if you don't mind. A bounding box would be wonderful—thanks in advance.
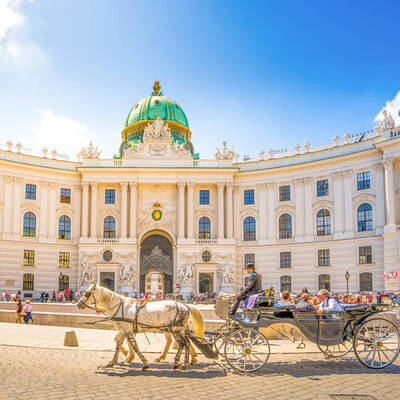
[189,297,400,373]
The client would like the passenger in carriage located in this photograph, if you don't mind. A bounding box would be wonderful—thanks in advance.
[316,289,343,315]
[295,293,314,310]
[229,264,262,315]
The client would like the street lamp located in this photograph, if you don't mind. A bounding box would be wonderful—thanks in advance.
[345,270,350,294]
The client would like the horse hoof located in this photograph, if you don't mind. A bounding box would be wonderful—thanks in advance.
[179,365,187,371]
[190,360,197,365]
[142,365,150,371]
[173,364,180,370]
[154,357,161,363]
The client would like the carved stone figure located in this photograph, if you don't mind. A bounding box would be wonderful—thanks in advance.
[144,116,172,139]
[177,263,193,286]
[77,141,101,161]
[214,141,239,161]
[120,263,136,287]
[217,263,234,286]
[80,256,95,287]
[375,110,396,133]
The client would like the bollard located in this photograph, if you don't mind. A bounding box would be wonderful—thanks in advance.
[64,330,79,347]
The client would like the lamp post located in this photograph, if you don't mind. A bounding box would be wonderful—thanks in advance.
[345,270,350,294]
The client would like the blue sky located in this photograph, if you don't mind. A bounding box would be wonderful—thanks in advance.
[0,0,399,160]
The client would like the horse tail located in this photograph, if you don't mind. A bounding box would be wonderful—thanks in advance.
[186,305,205,340]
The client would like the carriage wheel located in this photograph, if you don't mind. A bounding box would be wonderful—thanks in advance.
[224,328,270,372]
[320,341,353,358]
[353,317,400,369]
[213,324,231,355]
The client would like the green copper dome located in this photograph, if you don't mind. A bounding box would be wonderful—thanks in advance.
[125,81,189,129]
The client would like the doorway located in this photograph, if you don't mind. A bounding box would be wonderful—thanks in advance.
[140,234,173,295]
[199,272,214,293]
[100,271,115,291]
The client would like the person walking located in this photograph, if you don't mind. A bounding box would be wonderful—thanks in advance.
[52,289,56,302]
[15,300,23,323]
[23,300,33,324]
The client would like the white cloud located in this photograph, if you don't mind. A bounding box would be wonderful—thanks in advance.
[32,109,95,159]
[0,1,24,44]
[374,91,400,126]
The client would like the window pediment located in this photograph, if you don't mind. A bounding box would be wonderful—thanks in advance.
[312,199,333,209]
[275,204,295,214]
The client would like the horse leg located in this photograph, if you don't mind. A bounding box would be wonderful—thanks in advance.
[124,336,136,363]
[182,334,190,370]
[115,333,128,357]
[171,331,186,370]
[104,332,124,368]
[154,332,172,362]
[189,343,197,365]
[127,332,149,370]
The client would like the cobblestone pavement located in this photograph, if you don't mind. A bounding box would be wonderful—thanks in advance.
[0,345,399,400]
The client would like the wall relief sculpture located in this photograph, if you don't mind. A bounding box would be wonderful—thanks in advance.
[217,263,235,293]
[123,117,192,159]
[120,263,136,288]
[80,256,95,287]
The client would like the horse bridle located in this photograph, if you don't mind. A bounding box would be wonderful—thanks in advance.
[77,286,124,319]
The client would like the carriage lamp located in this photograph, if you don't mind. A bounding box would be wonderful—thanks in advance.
[345,270,350,293]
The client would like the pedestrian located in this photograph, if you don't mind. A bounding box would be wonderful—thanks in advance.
[52,289,56,302]
[45,292,49,302]
[23,300,33,324]
[15,300,23,323]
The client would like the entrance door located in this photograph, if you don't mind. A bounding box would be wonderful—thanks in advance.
[100,272,115,291]
[199,272,214,293]
[140,234,173,295]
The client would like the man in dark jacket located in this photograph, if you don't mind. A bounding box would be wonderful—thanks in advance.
[230,264,262,315]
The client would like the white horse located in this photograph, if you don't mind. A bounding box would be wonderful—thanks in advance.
[76,283,204,370]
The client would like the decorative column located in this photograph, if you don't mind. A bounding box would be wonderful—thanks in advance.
[304,178,313,239]
[384,158,396,227]
[333,172,344,236]
[129,182,137,239]
[120,182,128,238]
[217,182,225,240]
[186,182,194,239]
[177,183,185,240]
[257,184,267,241]
[267,183,276,240]
[81,182,89,238]
[226,183,234,239]
[2,176,13,234]
[48,183,57,239]
[374,164,385,231]
[294,179,304,240]
[233,185,241,240]
[12,178,22,236]
[343,170,353,235]
[39,181,49,238]
[90,182,97,239]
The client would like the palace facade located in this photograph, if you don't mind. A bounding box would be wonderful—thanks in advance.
[1,82,400,297]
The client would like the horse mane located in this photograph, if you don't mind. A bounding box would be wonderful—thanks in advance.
[95,284,124,307]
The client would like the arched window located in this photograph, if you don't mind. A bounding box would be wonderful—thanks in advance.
[23,273,34,291]
[280,275,292,292]
[243,216,256,241]
[198,217,211,239]
[23,212,36,237]
[279,214,292,239]
[58,215,71,240]
[360,272,373,292]
[58,274,69,290]
[104,216,116,238]
[316,209,331,236]
[357,203,373,232]
[318,274,331,291]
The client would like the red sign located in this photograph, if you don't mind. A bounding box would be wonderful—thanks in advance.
[176,284,180,288]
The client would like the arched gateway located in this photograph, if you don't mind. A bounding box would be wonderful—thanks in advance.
[139,234,173,296]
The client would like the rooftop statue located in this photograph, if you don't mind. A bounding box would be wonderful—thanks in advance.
[143,116,172,139]
[375,110,396,133]
[77,141,101,161]
[214,141,239,161]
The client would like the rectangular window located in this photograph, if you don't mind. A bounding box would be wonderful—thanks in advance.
[105,189,115,204]
[357,172,370,190]
[199,190,210,205]
[280,252,291,268]
[25,184,36,200]
[359,246,372,264]
[317,179,329,197]
[279,185,290,201]
[318,249,330,266]
[244,189,255,205]
[59,252,70,268]
[23,250,35,267]
[60,188,71,204]
[244,253,255,269]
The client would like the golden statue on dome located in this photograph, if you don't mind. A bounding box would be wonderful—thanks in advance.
[153,80,161,95]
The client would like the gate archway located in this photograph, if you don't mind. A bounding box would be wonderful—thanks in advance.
[140,234,173,296]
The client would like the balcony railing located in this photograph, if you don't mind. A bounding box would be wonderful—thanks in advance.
[195,239,217,245]
[97,238,119,244]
